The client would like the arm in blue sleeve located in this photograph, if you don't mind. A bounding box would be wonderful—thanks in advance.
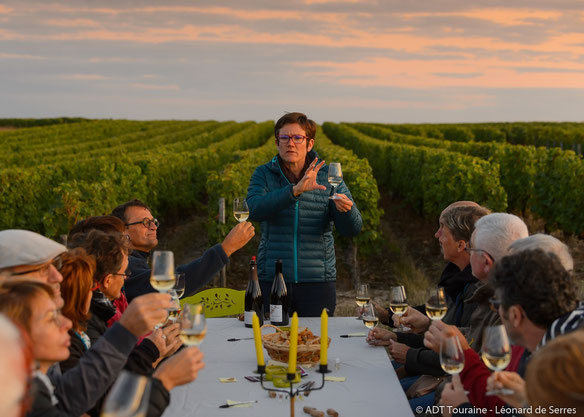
[247,166,298,222]
[330,180,362,237]
[178,243,229,298]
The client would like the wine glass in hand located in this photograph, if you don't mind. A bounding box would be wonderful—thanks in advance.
[355,284,370,319]
[101,370,151,417]
[150,251,176,294]
[440,335,465,375]
[328,163,343,200]
[361,303,379,330]
[389,285,409,331]
[233,198,249,223]
[179,303,207,347]
[482,325,513,396]
[173,272,185,299]
[166,290,181,324]
[426,287,448,321]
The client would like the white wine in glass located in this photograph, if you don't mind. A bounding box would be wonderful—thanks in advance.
[425,287,448,321]
[173,272,185,299]
[361,303,379,330]
[150,251,176,293]
[355,283,370,307]
[328,163,343,200]
[389,285,408,331]
[179,303,207,346]
[482,325,513,396]
[440,335,465,375]
[101,371,151,417]
[233,198,250,222]
[166,290,182,324]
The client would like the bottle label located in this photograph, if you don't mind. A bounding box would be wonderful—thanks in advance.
[270,305,283,323]
[244,311,253,326]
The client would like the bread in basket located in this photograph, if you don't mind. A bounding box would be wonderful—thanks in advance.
[261,324,331,365]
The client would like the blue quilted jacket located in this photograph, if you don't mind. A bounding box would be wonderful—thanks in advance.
[246,151,363,283]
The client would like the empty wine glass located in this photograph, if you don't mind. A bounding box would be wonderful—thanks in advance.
[328,163,343,200]
[425,287,448,321]
[150,251,176,294]
[355,284,370,319]
[179,303,207,346]
[389,285,408,331]
[233,198,249,223]
[361,303,379,330]
[482,325,513,396]
[173,272,185,299]
[440,335,465,375]
[101,370,151,417]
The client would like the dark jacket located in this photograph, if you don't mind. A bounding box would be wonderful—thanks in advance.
[124,245,228,302]
[47,323,138,417]
[401,264,478,376]
[28,376,72,417]
[247,151,362,284]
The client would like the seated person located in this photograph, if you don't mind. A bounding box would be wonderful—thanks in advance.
[111,199,255,302]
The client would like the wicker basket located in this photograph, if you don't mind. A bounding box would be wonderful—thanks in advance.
[261,324,331,365]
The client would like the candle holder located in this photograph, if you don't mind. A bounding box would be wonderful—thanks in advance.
[257,364,330,417]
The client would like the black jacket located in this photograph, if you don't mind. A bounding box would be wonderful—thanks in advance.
[124,246,228,302]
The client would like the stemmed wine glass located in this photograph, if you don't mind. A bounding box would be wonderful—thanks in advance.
[101,370,151,417]
[173,272,185,299]
[440,335,465,375]
[355,284,370,319]
[150,251,176,293]
[425,287,448,321]
[389,285,409,331]
[361,303,379,330]
[233,198,249,223]
[482,325,513,396]
[179,303,207,346]
[328,163,343,200]
[166,289,182,324]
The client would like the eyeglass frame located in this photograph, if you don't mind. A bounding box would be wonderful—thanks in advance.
[111,271,131,280]
[11,254,64,277]
[276,134,312,144]
[464,243,494,262]
[125,217,159,229]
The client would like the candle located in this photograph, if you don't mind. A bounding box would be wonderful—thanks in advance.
[252,312,264,367]
[288,312,298,374]
[320,308,328,366]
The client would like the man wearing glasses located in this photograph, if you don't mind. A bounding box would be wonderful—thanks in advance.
[111,199,255,302]
[246,112,362,317]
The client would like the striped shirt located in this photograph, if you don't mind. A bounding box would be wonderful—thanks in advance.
[540,302,584,347]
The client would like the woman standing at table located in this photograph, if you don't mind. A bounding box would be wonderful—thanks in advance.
[246,112,362,317]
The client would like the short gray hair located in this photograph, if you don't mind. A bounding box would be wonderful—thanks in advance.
[509,234,573,272]
[473,213,529,262]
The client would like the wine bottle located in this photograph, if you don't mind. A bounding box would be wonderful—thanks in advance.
[244,256,263,328]
[270,259,289,326]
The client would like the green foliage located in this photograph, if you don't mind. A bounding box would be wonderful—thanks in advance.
[0,117,87,128]
[323,122,507,218]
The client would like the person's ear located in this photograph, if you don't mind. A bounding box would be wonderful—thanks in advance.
[307,138,315,152]
[456,240,466,253]
[101,274,113,291]
[483,253,494,276]
[508,305,524,328]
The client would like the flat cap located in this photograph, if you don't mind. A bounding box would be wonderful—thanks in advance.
[0,230,66,270]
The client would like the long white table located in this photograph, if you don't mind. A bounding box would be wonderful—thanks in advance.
[161,317,414,416]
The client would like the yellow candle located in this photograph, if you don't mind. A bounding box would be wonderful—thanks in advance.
[252,312,264,367]
[320,308,328,366]
[288,312,298,374]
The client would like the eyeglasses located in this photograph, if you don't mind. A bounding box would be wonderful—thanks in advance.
[112,271,131,280]
[11,255,63,277]
[489,297,502,312]
[48,309,67,327]
[125,217,159,229]
[464,244,494,262]
[277,135,310,144]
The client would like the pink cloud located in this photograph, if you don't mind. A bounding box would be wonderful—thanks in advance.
[130,83,179,91]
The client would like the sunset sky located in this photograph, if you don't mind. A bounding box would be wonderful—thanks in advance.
[1,0,583,123]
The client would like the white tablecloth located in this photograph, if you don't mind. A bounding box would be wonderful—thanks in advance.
[161,317,414,417]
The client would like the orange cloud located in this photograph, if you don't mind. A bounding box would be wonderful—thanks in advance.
[46,18,101,27]
[400,8,564,26]
[0,5,12,14]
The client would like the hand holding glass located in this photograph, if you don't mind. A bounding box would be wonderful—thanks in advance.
[233,198,249,222]
[328,163,343,200]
